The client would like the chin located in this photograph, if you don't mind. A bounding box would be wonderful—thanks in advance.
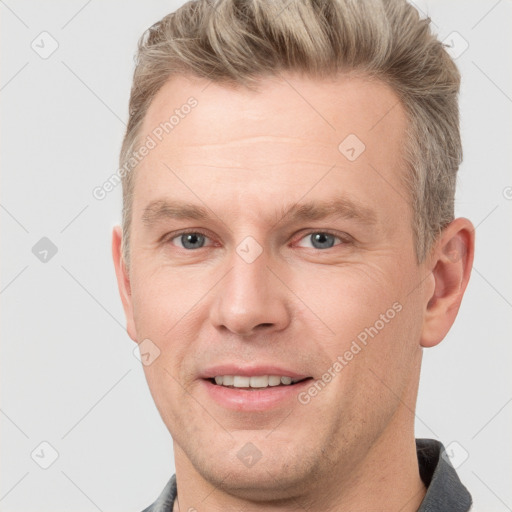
[178,433,326,502]
[198,462,313,502]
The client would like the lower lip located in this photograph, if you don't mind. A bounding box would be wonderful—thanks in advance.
[202,379,313,412]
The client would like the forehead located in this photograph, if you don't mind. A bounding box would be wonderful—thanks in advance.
[141,72,406,161]
[134,72,409,226]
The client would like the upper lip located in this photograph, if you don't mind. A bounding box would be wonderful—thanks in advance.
[199,364,310,380]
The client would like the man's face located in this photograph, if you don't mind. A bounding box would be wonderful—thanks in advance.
[119,73,430,498]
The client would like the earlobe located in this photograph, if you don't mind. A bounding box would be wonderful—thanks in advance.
[112,226,138,342]
[420,218,475,348]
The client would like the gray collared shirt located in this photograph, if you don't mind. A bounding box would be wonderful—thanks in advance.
[142,438,472,512]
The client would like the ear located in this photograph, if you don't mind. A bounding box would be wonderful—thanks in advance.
[420,217,475,348]
[112,226,138,342]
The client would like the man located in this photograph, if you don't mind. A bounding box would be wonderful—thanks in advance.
[112,0,475,510]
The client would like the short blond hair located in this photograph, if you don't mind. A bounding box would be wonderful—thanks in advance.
[120,0,462,264]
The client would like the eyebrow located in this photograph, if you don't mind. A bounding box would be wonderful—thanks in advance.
[141,197,377,227]
[142,200,210,224]
[279,198,377,226]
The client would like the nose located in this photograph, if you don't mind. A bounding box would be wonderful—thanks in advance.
[209,249,291,337]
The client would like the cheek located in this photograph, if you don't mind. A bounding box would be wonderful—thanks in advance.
[130,264,199,338]
[336,284,423,416]
[314,299,421,442]
[142,363,190,436]
[294,262,422,391]
[131,268,206,382]
[292,263,403,343]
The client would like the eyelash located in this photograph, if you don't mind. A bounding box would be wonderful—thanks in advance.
[164,229,351,249]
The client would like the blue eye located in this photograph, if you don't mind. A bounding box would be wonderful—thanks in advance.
[297,232,341,249]
[173,233,208,250]
[168,230,346,252]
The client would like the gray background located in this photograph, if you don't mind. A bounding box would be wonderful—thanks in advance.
[1,1,511,511]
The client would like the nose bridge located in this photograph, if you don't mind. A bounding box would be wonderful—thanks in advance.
[230,247,269,300]
[209,241,290,336]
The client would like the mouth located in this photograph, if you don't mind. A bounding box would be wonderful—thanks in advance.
[200,368,314,411]
[208,375,311,389]
[198,363,315,410]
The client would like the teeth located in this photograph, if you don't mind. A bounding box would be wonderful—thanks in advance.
[250,376,269,388]
[233,376,250,387]
[268,375,281,386]
[213,375,302,388]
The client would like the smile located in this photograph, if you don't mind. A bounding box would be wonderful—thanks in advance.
[212,375,305,388]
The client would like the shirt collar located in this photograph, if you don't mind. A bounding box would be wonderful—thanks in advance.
[416,438,472,512]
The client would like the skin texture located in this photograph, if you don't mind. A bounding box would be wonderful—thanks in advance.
[112,73,475,512]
